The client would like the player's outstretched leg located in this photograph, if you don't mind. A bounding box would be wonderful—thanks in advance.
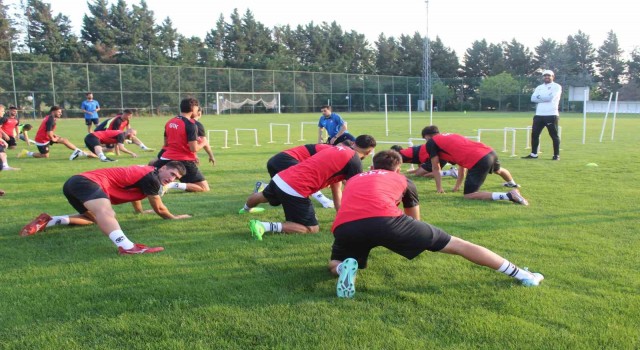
[439,237,543,286]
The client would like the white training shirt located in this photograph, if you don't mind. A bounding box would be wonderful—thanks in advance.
[531,82,562,116]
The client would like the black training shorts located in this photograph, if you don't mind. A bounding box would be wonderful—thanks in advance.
[464,151,500,194]
[266,153,298,178]
[331,215,452,268]
[63,175,109,214]
[262,179,318,227]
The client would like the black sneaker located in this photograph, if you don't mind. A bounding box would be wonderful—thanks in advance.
[552,155,560,161]
[101,157,117,162]
[521,154,538,159]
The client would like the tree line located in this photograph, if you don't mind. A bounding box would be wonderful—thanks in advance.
[1,0,639,107]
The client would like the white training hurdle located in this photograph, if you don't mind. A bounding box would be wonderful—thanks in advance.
[509,126,562,152]
[298,121,320,141]
[206,129,230,149]
[234,128,260,146]
[476,128,517,157]
[268,123,292,144]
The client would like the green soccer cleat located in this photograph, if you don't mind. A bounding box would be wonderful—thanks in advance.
[337,258,359,298]
[238,207,265,214]
[248,219,265,240]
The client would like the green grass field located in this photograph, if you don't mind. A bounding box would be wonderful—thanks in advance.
[1,111,638,349]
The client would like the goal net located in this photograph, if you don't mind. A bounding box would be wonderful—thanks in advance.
[215,92,281,115]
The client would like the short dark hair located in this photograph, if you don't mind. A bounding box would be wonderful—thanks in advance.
[164,161,187,177]
[180,98,199,113]
[9,106,17,110]
[23,124,32,130]
[390,145,403,152]
[373,150,402,171]
[123,109,133,114]
[86,92,92,95]
[354,134,376,149]
[421,125,440,137]
[50,106,62,113]
[320,105,332,111]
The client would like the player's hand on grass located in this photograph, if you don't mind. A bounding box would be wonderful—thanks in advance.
[451,186,460,192]
[131,153,138,158]
[141,209,155,214]
[209,156,215,166]
[436,188,445,193]
[174,214,191,219]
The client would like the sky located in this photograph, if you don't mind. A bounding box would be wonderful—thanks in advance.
[5,0,637,60]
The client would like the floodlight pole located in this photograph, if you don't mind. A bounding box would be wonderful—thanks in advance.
[421,0,431,103]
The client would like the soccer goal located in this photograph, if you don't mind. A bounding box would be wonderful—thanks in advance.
[215,92,281,115]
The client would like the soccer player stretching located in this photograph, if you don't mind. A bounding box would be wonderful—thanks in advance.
[20,162,190,255]
[329,150,543,298]
[240,135,376,239]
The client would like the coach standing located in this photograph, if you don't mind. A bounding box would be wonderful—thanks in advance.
[523,70,562,160]
[81,92,101,133]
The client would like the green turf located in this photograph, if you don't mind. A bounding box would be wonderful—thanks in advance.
[0,111,638,349]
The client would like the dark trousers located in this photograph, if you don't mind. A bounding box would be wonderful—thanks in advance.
[531,115,560,156]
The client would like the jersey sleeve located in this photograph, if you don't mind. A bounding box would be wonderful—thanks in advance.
[135,171,163,196]
[111,118,122,130]
[45,116,56,132]
[317,117,324,128]
[402,178,420,208]
[0,116,6,127]
[185,120,197,142]
[426,139,440,158]
[342,153,363,180]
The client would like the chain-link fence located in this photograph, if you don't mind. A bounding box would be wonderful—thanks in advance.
[1,60,570,118]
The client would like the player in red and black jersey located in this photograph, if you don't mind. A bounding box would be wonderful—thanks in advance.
[422,125,528,205]
[19,162,191,255]
[153,98,209,192]
[389,144,458,178]
[328,150,544,298]
[259,143,335,208]
[240,135,376,238]
[17,106,95,160]
[84,129,138,162]
[0,106,20,149]
[95,109,154,152]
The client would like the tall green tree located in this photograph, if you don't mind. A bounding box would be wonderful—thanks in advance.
[596,30,625,95]
[157,17,178,60]
[397,32,423,76]
[202,15,226,67]
[503,39,533,76]
[0,0,18,60]
[81,0,116,62]
[463,39,491,77]
[564,30,596,86]
[23,0,82,62]
[374,34,400,76]
[533,38,567,74]
[430,36,460,78]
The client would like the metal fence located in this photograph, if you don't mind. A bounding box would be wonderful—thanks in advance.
[0,60,559,118]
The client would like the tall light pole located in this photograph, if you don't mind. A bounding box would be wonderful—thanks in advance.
[421,0,431,103]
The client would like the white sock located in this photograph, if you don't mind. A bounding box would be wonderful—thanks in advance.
[27,151,34,157]
[46,215,70,227]
[311,191,331,204]
[139,144,148,150]
[261,222,283,233]
[2,163,8,168]
[505,180,517,186]
[168,182,187,191]
[441,170,452,176]
[98,152,107,160]
[491,192,510,201]
[108,229,134,250]
[497,260,533,281]
[530,153,538,157]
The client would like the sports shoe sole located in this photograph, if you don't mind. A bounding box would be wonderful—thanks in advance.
[337,258,358,298]
[239,207,265,214]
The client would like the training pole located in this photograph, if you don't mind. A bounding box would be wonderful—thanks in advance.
[611,92,619,141]
[599,93,613,142]
[408,94,412,135]
[582,89,588,144]
[429,94,434,125]
[384,93,389,136]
